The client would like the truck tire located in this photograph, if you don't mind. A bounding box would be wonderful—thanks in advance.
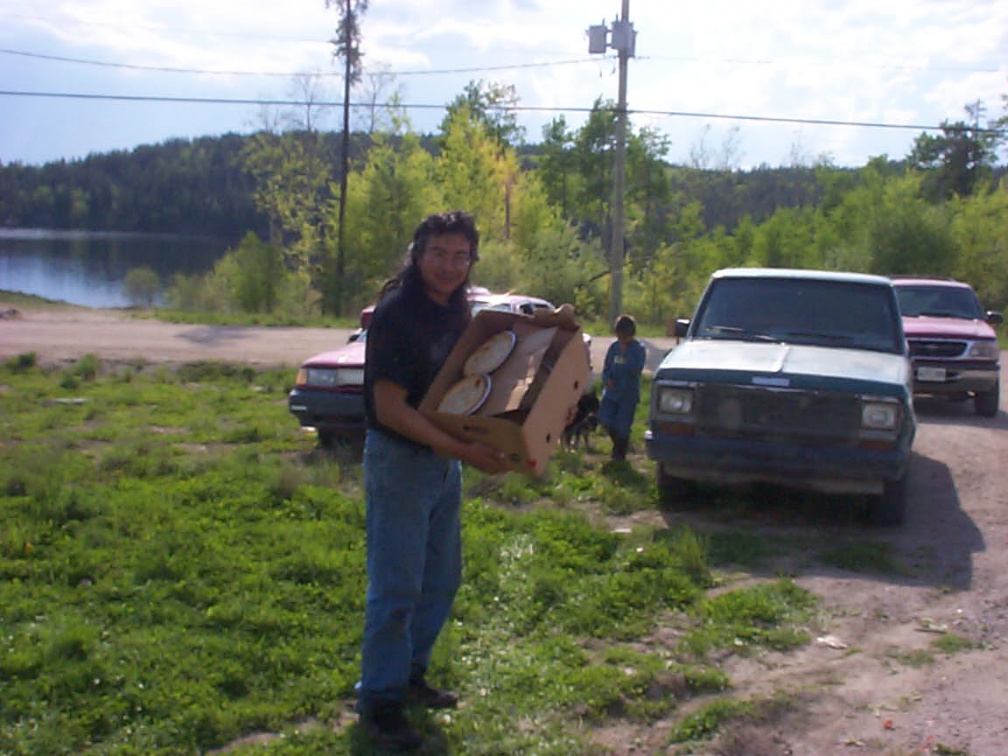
[873,471,909,526]
[975,379,1000,418]
[657,466,698,509]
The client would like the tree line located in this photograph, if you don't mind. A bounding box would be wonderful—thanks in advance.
[2,82,1006,325]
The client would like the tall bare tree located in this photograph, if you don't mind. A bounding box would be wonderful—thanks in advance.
[356,64,400,134]
[324,0,369,314]
[286,71,330,133]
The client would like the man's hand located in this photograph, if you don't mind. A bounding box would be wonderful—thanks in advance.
[459,441,510,475]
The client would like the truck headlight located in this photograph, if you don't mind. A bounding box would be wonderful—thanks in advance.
[967,341,1000,359]
[658,387,694,415]
[861,401,898,430]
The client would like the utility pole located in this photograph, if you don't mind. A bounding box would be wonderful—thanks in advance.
[588,2,635,325]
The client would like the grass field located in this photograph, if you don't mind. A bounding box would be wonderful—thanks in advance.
[0,353,848,755]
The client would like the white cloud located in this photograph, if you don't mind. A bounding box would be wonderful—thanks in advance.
[0,0,1005,165]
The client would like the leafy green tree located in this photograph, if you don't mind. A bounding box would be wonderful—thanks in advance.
[537,117,575,217]
[748,207,818,269]
[230,232,287,313]
[122,266,160,307]
[537,99,672,273]
[341,133,440,304]
[441,80,526,149]
[435,107,513,241]
[173,232,289,315]
[950,186,1008,310]
[821,167,955,276]
[624,126,671,261]
[625,238,710,327]
[569,99,617,236]
[242,131,334,278]
[909,101,1006,200]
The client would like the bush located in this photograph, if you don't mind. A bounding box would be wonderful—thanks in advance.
[123,266,161,307]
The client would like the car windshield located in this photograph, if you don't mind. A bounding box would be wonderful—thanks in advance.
[895,285,984,320]
[694,277,902,353]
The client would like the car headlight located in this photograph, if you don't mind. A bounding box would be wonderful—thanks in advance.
[966,341,1000,359]
[658,386,694,415]
[861,401,898,430]
[297,368,364,388]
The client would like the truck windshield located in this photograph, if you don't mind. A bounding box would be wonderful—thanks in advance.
[895,286,984,320]
[694,277,903,354]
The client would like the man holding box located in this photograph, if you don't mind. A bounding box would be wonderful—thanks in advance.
[358,211,509,750]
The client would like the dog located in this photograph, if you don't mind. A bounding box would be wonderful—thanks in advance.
[562,390,600,451]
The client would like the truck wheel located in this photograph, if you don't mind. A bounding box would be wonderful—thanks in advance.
[657,466,697,508]
[873,471,909,526]
[975,380,1000,418]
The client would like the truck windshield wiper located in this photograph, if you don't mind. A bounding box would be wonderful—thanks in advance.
[918,310,969,319]
[778,330,855,344]
[701,325,779,342]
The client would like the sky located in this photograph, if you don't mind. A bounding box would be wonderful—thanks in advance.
[1,0,1006,169]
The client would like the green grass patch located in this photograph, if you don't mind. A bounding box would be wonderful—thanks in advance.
[0,361,822,755]
[931,632,979,655]
[681,580,817,657]
[887,647,935,668]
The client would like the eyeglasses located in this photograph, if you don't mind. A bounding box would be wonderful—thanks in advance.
[427,249,473,268]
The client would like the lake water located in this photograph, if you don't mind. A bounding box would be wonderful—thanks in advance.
[0,229,229,308]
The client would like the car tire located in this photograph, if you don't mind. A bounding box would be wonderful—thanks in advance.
[318,430,365,455]
[318,430,353,449]
[873,471,909,526]
[974,380,1000,418]
[657,466,697,509]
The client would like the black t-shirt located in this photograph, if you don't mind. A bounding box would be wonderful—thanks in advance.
[364,283,469,442]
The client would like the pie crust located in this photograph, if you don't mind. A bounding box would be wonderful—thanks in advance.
[463,330,516,376]
[437,373,492,415]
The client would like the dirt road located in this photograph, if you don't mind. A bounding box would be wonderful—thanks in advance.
[0,303,677,375]
[3,303,1007,755]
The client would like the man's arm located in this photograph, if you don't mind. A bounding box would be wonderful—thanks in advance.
[373,379,509,475]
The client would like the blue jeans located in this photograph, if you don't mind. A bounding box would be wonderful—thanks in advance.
[358,428,462,712]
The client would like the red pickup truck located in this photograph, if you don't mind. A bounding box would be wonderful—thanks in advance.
[892,277,1003,417]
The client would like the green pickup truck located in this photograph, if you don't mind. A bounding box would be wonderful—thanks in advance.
[646,268,917,525]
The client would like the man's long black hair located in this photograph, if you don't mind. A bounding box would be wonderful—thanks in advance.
[377,211,480,320]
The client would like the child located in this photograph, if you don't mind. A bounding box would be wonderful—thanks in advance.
[598,314,647,461]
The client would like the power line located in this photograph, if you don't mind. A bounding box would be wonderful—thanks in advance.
[2,88,991,134]
[643,54,1005,75]
[0,47,303,77]
[0,46,601,78]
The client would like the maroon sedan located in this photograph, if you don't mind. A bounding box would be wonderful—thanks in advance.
[288,290,592,446]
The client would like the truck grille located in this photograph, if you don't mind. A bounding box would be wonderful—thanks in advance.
[694,385,861,442]
[907,339,967,359]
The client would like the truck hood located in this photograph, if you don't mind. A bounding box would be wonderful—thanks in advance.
[901,316,998,341]
[657,340,911,391]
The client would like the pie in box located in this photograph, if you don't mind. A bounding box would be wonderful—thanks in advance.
[437,372,492,415]
[462,330,516,376]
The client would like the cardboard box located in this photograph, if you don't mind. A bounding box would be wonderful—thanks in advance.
[420,308,591,475]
